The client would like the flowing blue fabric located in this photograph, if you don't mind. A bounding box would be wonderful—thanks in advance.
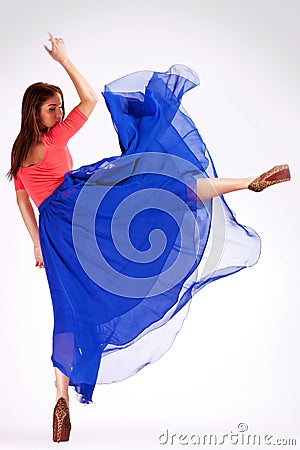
[38,65,261,403]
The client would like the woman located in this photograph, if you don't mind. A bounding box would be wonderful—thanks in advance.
[7,34,290,443]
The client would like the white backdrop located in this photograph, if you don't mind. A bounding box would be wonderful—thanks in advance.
[1,0,299,448]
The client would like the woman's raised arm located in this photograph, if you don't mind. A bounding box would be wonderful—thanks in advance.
[44,33,98,117]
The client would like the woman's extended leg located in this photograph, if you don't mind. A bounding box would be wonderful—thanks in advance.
[196,177,253,201]
[54,367,70,406]
[196,164,291,200]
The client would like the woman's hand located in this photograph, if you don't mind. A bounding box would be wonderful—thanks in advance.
[44,32,68,64]
[34,242,44,269]
[43,32,98,118]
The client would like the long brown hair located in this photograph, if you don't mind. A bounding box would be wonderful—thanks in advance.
[7,82,65,181]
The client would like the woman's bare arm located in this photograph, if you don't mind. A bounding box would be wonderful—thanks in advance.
[16,190,44,268]
[44,33,98,118]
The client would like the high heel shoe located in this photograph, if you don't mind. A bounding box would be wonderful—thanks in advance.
[53,397,71,443]
[248,164,291,192]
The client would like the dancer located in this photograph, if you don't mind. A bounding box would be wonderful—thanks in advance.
[7,34,290,443]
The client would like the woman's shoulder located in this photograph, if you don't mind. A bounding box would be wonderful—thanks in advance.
[43,106,88,148]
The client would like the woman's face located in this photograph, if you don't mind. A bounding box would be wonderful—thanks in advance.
[38,93,63,130]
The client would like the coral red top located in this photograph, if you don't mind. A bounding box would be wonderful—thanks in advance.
[14,107,88,208]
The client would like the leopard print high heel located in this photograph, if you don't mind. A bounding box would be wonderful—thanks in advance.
[248,164,291,192]
[53,397,71,442]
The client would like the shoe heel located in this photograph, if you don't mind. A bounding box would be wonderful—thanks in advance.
[53,398,71,443]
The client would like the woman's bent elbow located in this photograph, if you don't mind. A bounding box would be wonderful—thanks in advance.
[78,96,98,117]
[87,91,99,105]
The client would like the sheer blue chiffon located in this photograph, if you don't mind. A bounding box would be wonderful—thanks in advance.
[38,65,261,403]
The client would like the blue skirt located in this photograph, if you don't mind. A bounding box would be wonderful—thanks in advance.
[38,65,261,403]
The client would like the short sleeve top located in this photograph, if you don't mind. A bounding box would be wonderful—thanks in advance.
[14,107,88,208]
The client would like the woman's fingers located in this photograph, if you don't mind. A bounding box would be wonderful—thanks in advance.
[34,242,44,268]
[44,33,53,54]
[48,32,64,47]
[35,259,44,268]
[44,44,51,54]
[44,33,67,62]
[48,32,55,43]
